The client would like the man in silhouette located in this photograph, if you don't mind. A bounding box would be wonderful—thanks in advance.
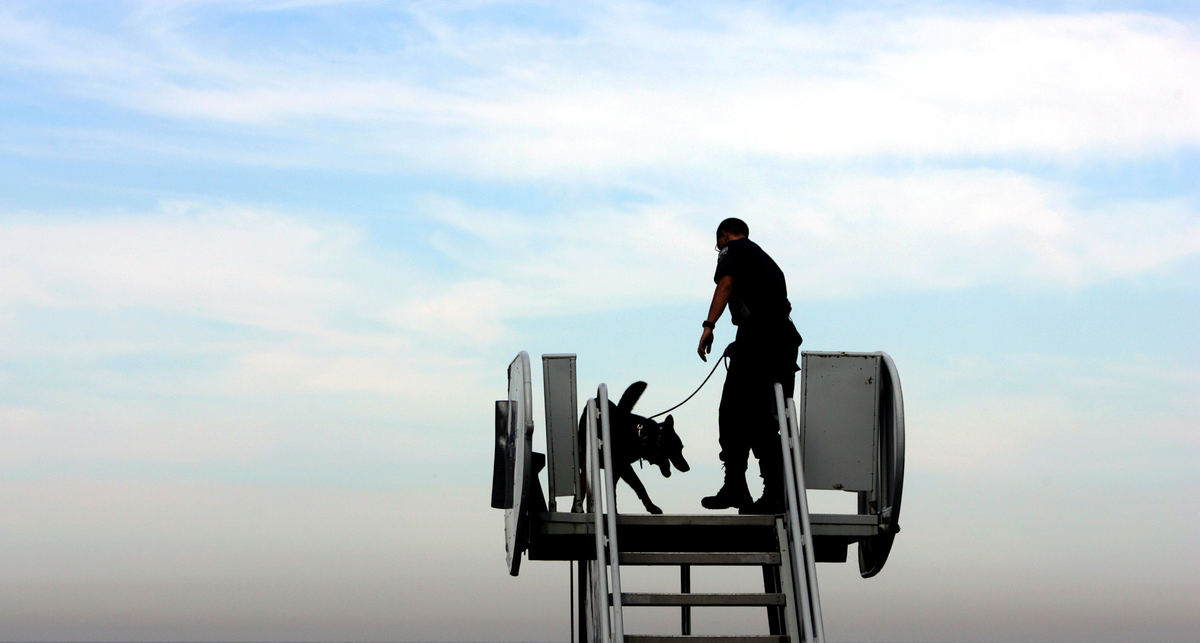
[697,218,802,514]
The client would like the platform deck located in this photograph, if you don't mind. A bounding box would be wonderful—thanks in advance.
[529,512,875,563]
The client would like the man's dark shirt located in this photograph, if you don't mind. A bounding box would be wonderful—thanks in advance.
[714,238,792,327]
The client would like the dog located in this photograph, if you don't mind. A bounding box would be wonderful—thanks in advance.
[572,381,690,514]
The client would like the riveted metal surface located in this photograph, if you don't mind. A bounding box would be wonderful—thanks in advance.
[801,352,880,493]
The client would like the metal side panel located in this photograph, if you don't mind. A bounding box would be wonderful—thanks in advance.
[801,352,879,493]
[542,353,579,507]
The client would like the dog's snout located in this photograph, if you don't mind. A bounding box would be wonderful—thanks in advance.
[670,453,691,472]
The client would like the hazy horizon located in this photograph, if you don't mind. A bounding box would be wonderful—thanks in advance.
[1,1,1197,642]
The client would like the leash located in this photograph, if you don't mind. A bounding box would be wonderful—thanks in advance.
[648,343,732,420]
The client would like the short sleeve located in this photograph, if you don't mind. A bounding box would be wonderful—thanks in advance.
[714,244,741,283]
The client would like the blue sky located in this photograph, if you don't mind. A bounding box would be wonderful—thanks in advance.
[0,1,1197,642]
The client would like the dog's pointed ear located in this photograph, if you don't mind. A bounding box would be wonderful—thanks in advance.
[663,414,674,428]
[617,381,648,413]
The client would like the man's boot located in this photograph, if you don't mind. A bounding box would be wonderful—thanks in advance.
[740,458,785,515]
[701,465,751,510]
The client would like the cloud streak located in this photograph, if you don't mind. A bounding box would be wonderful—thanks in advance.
[421,168,1200,334]
[1,4,1197,177]
[0,201,373,334]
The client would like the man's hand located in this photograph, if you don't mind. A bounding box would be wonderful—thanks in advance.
[698,327,714,361]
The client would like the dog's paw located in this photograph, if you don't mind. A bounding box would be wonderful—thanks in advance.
[647,503,663,515]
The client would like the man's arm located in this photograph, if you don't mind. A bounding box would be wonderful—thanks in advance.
[698,275,734,361]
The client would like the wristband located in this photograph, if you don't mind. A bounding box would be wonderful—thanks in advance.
[702,321,715,329]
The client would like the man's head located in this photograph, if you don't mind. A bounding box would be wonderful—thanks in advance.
[716,217,749,250]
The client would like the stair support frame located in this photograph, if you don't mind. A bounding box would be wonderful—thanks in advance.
[581,381,826,643]
[775,384,826,643]
[774,518,803,641]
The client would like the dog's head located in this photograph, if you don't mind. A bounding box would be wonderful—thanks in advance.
[618,381,690,478]
[633,414,691,478]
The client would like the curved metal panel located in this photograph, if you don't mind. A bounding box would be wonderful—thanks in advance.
[505,351,534,576]
[859,351,905,578]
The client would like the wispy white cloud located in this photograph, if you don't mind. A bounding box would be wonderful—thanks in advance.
[0,202,363,334]
[1,4,1197,176]
[769,170,1200,294]
[416,168,1200,341]
[2,164,1196,426]
[0,200,502,474]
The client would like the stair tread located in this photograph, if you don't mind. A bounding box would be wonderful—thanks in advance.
[620,552,781,565]
[617,514,778,527]
[625,637,787,643]
[618,592,786,606]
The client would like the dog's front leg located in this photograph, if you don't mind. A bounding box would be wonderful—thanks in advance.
[615,463,662,515]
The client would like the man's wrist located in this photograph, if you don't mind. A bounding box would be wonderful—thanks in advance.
[702,320,715,329]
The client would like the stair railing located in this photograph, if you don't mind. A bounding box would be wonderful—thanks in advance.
[584,398,609,643]
[585,386,626,643]
[775,383,826,643]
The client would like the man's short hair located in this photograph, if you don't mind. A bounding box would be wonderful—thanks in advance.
[717,217,749,237]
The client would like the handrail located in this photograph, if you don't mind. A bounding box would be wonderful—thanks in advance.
[788,396,825,641]
[776,383,825,643]
[774,384,812,643]
[585,398,610,643]
[584,387,626,643]
[597,385,625,643]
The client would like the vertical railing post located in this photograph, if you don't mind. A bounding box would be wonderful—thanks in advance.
[680,564,691,634]
[597,384,625,643]
[585,399,610,643]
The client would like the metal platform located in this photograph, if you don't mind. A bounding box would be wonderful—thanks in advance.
[530,512,875,563]
[495,350,906,643]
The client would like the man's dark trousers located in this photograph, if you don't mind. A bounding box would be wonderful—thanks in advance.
[718,319,801,473]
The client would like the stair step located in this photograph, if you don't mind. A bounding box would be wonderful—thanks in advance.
[617,514,778,527]
[620,552,781,566]
[626,637,788,643]
[618,592,786,607]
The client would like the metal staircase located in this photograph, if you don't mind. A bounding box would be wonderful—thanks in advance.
[493,350,905,643]
[580,383,824,643]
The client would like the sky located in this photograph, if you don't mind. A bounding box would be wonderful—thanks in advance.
[0,1,1197,641]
